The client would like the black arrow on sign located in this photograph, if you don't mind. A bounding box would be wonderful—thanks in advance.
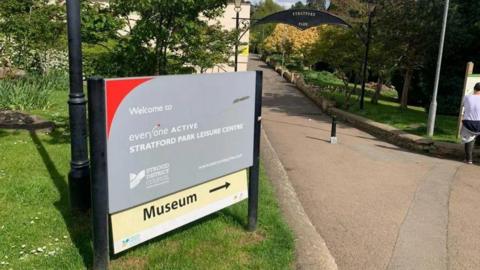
[209,182,231,193]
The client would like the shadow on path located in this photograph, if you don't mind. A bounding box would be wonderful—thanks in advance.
[29,131,93,268]
[263,118,378,142]
[306,136,331,144]
[375,144,415,154]
[263,93,319,116]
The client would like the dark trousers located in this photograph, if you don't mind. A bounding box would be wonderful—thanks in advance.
[465,139,475,162]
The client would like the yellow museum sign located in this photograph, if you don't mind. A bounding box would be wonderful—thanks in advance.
[110,170,248,253]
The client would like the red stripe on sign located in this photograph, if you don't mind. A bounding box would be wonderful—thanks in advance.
[105,78,152,136]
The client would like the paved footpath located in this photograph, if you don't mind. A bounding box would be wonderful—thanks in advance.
[248,56,480,270]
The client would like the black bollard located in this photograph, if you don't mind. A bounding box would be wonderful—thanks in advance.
[330,115,337,144]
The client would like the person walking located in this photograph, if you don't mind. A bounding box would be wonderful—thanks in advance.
[461,82,480,164]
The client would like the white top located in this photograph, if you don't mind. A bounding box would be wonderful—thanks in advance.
[464,95,480,121]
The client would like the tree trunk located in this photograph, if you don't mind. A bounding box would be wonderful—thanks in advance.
[160,45,168,75]
[344,74,358,110]
[400,67,413,110]
[371,77,383,105]
[155,41,161,75]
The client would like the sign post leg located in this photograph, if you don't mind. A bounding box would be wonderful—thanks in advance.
[87,77,110,269]
[248,71,263,231]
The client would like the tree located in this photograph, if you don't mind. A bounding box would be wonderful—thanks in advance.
[81,1,124,46]
[179,23,236,73]
[288,0,479,115]
[369,0,480,114]
[110,0,227,75]
[375,0,443,110]
[315,0,443,110]
[419,0,480,115]
[307,0,329,10]
[250,0,284,54]
[80,0,125,76]
[291,1,307,9]
[0,0,66,73]
[310,0,394,107]
[263,24,319,66]
[368,36,400,104]
[327,0,365,20]
[310,26,364,108]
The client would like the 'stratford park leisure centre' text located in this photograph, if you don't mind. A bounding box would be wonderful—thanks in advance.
[129,123,245,154]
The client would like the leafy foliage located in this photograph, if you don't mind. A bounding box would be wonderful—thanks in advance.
[1,0,237,78]
[291,1,307,9]
[0,0,67,73]
[180,23,236,73]
[250,0,284,54]
[81,0,124,45]
[108,0,229,75]
[374,0,444,109]
[263,24,319,67]
[419,0,480,115]
[327,0,366,21]
[306,0,330,10]
[308,0,480,115]
[80,1,128,77]
[310,26,364,108]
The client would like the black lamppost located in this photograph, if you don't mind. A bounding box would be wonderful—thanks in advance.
[66,0,90,211]
[234,0,242,72]
[427,0,450,136]
[360,2,376,110]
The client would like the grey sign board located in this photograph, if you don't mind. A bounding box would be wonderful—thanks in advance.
[104,72,256,213]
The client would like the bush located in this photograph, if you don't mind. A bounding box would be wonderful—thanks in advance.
[286,55,304,72]
[0,71,68,111]
[302,70,344,87]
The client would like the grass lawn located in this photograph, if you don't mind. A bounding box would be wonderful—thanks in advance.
[302,70,346,88]
[0,91,295,269]
[302,70,459,143]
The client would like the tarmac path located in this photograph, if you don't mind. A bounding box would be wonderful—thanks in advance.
[248,55,480,270]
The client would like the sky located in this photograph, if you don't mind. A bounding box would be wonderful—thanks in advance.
[250,0,307,8]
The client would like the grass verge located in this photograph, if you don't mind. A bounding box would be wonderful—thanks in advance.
[302,70,459,143]
[0,71,68,111]
[0,91,294,269]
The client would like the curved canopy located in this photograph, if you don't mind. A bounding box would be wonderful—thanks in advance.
[253,9,351,31]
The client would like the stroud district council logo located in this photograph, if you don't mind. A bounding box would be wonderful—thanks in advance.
[129,170,146,189]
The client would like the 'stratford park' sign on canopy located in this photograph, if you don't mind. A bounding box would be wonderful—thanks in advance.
[87,71,262,266]
[254,9,350,30]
